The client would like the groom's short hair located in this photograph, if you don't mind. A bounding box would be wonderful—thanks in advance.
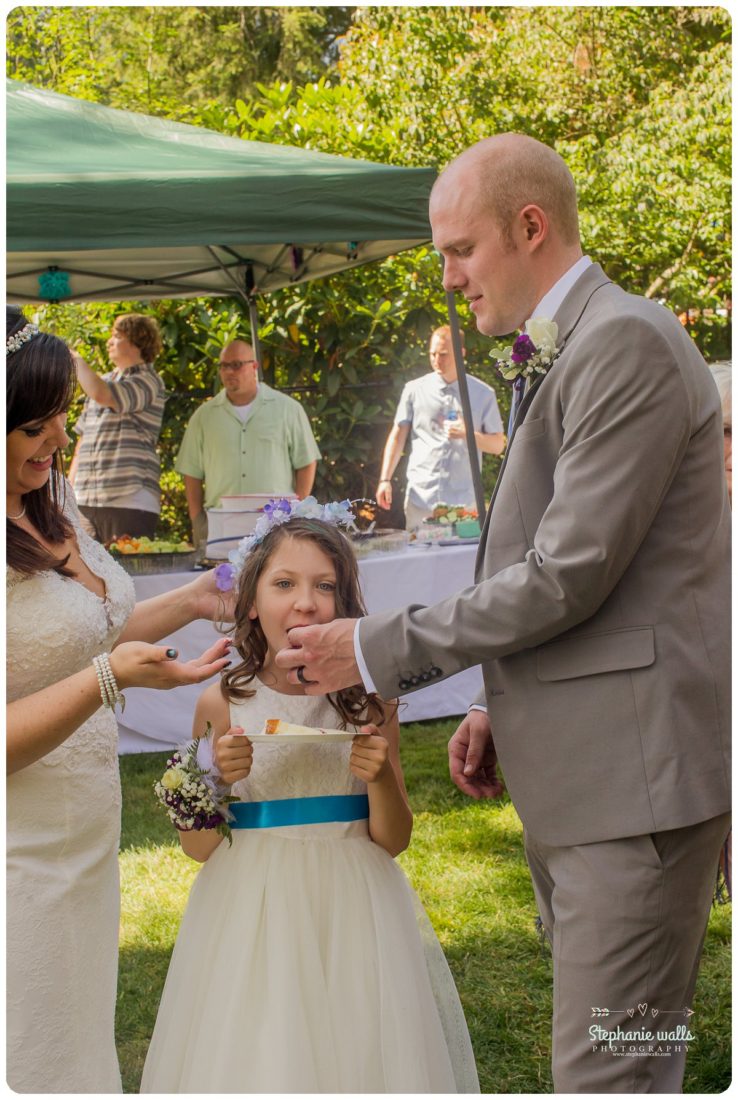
[444,134,581,249]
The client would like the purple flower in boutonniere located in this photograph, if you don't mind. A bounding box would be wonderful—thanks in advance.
[492,318,560,382]
[510,333,536,364]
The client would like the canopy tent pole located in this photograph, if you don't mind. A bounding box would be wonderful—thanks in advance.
[245,265,263,381]
[204,248,263,380]
[445,288,487,524]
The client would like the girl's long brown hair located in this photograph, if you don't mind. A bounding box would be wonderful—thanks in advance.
[6,306,76,577]
[221,518,389,729]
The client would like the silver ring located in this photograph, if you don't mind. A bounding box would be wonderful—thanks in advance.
[296,666,308,685]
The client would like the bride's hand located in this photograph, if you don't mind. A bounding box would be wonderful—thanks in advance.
[109,636,232,691]
[186,568,236,624]
[213,727,253,785]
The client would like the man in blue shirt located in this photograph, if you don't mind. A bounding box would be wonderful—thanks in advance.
[376,326,505,528]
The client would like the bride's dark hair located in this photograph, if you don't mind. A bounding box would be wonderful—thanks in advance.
[6,305,77,576]
[220,518,388,729]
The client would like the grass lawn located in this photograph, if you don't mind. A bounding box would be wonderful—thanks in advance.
[117,720,731,1093]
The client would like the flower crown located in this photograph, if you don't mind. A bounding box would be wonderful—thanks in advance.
[6,321,39,356]
[213,496,357,592]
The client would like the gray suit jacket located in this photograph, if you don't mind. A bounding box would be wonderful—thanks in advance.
[359,264,731,845]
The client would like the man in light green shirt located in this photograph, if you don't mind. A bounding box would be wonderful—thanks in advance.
[176,340,321,540]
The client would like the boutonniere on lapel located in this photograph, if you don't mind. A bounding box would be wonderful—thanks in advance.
[493,318,560,382]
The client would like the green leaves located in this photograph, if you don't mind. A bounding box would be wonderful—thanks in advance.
[16,4,731,533]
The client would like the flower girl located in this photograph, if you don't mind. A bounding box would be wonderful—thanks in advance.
[141,499,479,1093]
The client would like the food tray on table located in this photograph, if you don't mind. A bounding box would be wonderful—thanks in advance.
[110,550,199,575]
[350,528,411,558]
[107,537,198,575]
[411,536,480,548]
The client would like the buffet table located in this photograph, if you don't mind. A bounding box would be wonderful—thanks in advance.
[118,542,484,752]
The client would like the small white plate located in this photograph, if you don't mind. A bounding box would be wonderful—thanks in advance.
[247,732,355,744]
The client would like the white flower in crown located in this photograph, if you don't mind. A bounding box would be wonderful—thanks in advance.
[293,495,324,520]
[321,499,357,527]
[493,317,560,382]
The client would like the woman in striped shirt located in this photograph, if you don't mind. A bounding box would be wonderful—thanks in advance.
[70,313,167,543]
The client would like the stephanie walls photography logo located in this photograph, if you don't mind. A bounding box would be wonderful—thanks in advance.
[589,1002,696,1058]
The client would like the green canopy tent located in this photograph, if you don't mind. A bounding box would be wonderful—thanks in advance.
[6,79,486,518]
[6,79,438,302]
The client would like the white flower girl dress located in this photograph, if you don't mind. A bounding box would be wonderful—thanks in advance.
[141,680,479,1093]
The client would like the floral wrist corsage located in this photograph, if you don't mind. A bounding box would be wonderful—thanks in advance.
[154,728,238,846]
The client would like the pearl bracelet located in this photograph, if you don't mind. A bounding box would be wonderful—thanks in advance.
[92,652,126,713]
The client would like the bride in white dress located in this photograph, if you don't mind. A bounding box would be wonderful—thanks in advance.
[141,511,480,1092]
[6,307,233,1093]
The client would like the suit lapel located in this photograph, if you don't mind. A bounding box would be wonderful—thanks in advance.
[476,264,612,563]
[551,262,611,352]
[478,374,545,542]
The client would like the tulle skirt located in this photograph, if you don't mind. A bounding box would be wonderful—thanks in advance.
[141,823,479,1093]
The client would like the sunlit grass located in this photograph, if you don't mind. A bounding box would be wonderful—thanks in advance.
[117,721,730,1093]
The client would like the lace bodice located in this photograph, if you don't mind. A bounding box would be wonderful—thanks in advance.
[227,680,366,804]
[6,484,136,768]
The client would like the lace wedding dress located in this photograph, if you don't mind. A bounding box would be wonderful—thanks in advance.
[6,489,135,1093]
[141,680,480,1093]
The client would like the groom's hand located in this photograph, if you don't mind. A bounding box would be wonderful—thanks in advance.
[449,709,505,800]
[275,619,361,694]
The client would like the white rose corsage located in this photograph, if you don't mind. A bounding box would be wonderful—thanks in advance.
[154,728,238,845]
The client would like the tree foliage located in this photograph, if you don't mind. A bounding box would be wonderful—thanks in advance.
[6,6,353,117]
[10,6,731,536]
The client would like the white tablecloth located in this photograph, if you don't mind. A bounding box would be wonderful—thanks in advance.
[118,543,483,752]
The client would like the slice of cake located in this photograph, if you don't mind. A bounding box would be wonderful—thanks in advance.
[263,719,345,736]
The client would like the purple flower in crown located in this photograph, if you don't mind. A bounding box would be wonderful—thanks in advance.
[263,498,292,519]
[214,563,236,592]
[510,333,536,364]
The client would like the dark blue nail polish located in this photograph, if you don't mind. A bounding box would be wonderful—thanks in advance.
[166,648,178,659]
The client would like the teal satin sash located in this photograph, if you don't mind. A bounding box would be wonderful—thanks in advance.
[229,794,369,830]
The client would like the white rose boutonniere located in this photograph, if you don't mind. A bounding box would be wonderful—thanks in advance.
[524,318,558,358]
[492,317,560,382]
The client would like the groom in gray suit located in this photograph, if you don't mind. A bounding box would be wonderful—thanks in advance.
[275,134,731,1091]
